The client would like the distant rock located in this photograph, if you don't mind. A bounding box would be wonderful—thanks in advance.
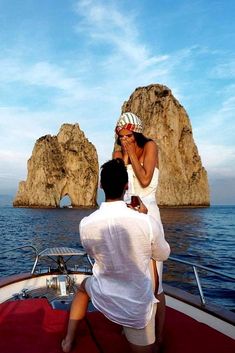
[13,124,98,208]
[117,84,210,206]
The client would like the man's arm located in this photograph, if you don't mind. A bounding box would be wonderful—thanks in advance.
[148,216,170,261]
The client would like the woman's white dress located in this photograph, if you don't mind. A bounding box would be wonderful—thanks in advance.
[124,165,164,294]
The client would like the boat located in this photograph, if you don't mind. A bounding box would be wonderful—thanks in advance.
[0,246,234,353]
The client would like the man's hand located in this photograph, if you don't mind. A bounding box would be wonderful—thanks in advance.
[138,199,148,214]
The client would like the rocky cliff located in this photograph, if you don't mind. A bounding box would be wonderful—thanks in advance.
[117,84,210,206]
[13,123,98,208]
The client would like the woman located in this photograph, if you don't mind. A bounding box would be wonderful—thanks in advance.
[113,112,166,347]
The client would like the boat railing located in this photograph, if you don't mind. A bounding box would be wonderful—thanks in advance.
[167,256,235,305]
[1,245,38,272]
[30,247,87,274]
[0,246,90,275]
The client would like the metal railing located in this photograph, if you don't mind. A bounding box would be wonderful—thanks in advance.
[0,245,38,276]
[167,256,235,305]
[1,245,38,257]
[1,245,93,276]
[1,246,234,307]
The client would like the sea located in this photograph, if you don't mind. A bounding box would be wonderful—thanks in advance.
[0,195,234,312]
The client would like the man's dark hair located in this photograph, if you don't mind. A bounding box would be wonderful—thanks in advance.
[101,158,128,199]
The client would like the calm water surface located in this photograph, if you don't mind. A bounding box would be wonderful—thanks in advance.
[0,201,234,311]
[160,206,235,311]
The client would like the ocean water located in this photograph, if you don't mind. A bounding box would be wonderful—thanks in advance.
[0,198,234,312]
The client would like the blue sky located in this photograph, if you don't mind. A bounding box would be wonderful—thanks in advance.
[0,0,234,204]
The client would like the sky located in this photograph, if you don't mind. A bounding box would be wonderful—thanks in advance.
[0,0,234,205]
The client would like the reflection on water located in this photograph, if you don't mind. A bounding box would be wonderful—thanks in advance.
[0,205,234,311]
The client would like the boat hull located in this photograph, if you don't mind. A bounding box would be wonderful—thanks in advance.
[0,272,234,353]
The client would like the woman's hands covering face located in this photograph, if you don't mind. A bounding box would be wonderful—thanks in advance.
[120,135,135,156]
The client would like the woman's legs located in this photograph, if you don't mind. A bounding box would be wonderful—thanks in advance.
[62,280,90,353]
[155,292,165,346]
[151,260,165,346]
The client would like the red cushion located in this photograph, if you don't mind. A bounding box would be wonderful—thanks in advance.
[86,311,130,353]
[0,299,99,353]
[1,299,234,353]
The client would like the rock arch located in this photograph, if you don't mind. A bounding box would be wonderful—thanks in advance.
[60,194,72,208]
[13,124,99,208]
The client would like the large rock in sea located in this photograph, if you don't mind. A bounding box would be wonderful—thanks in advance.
[116,84,210,206]
[13,123,98,208]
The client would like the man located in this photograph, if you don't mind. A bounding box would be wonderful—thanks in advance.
[62,158,170,353]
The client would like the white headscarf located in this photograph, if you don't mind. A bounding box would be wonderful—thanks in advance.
[115,112,143,134]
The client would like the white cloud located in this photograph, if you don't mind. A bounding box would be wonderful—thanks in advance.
[197,142,235,178]
[193,87,235,180]
[74,0,172,77]
[0,150,26,162]
[0,58,88,98]
[211,59,235,79]
[0,3,200,119]
[0,107,55,145]
[23,62,78,90]
[193,86,235,144]
[0,149,28,183]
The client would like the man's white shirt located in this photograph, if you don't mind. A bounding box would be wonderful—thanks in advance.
[80,201,170,329]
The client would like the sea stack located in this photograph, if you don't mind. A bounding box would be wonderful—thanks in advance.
[116,84,210,206]
[13,123,99,208]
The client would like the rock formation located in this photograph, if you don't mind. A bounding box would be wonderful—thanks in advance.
[115,84,210,206]
[13,123,98,208]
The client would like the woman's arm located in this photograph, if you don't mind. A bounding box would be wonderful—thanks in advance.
[113,150,129,165]
[124,140,158,187]
[113,150,122,159]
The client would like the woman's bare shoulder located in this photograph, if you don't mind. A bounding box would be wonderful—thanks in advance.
[143,140,158,167]
[144,140,158,151]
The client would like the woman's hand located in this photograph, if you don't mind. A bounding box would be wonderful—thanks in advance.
[120,136,136,157]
